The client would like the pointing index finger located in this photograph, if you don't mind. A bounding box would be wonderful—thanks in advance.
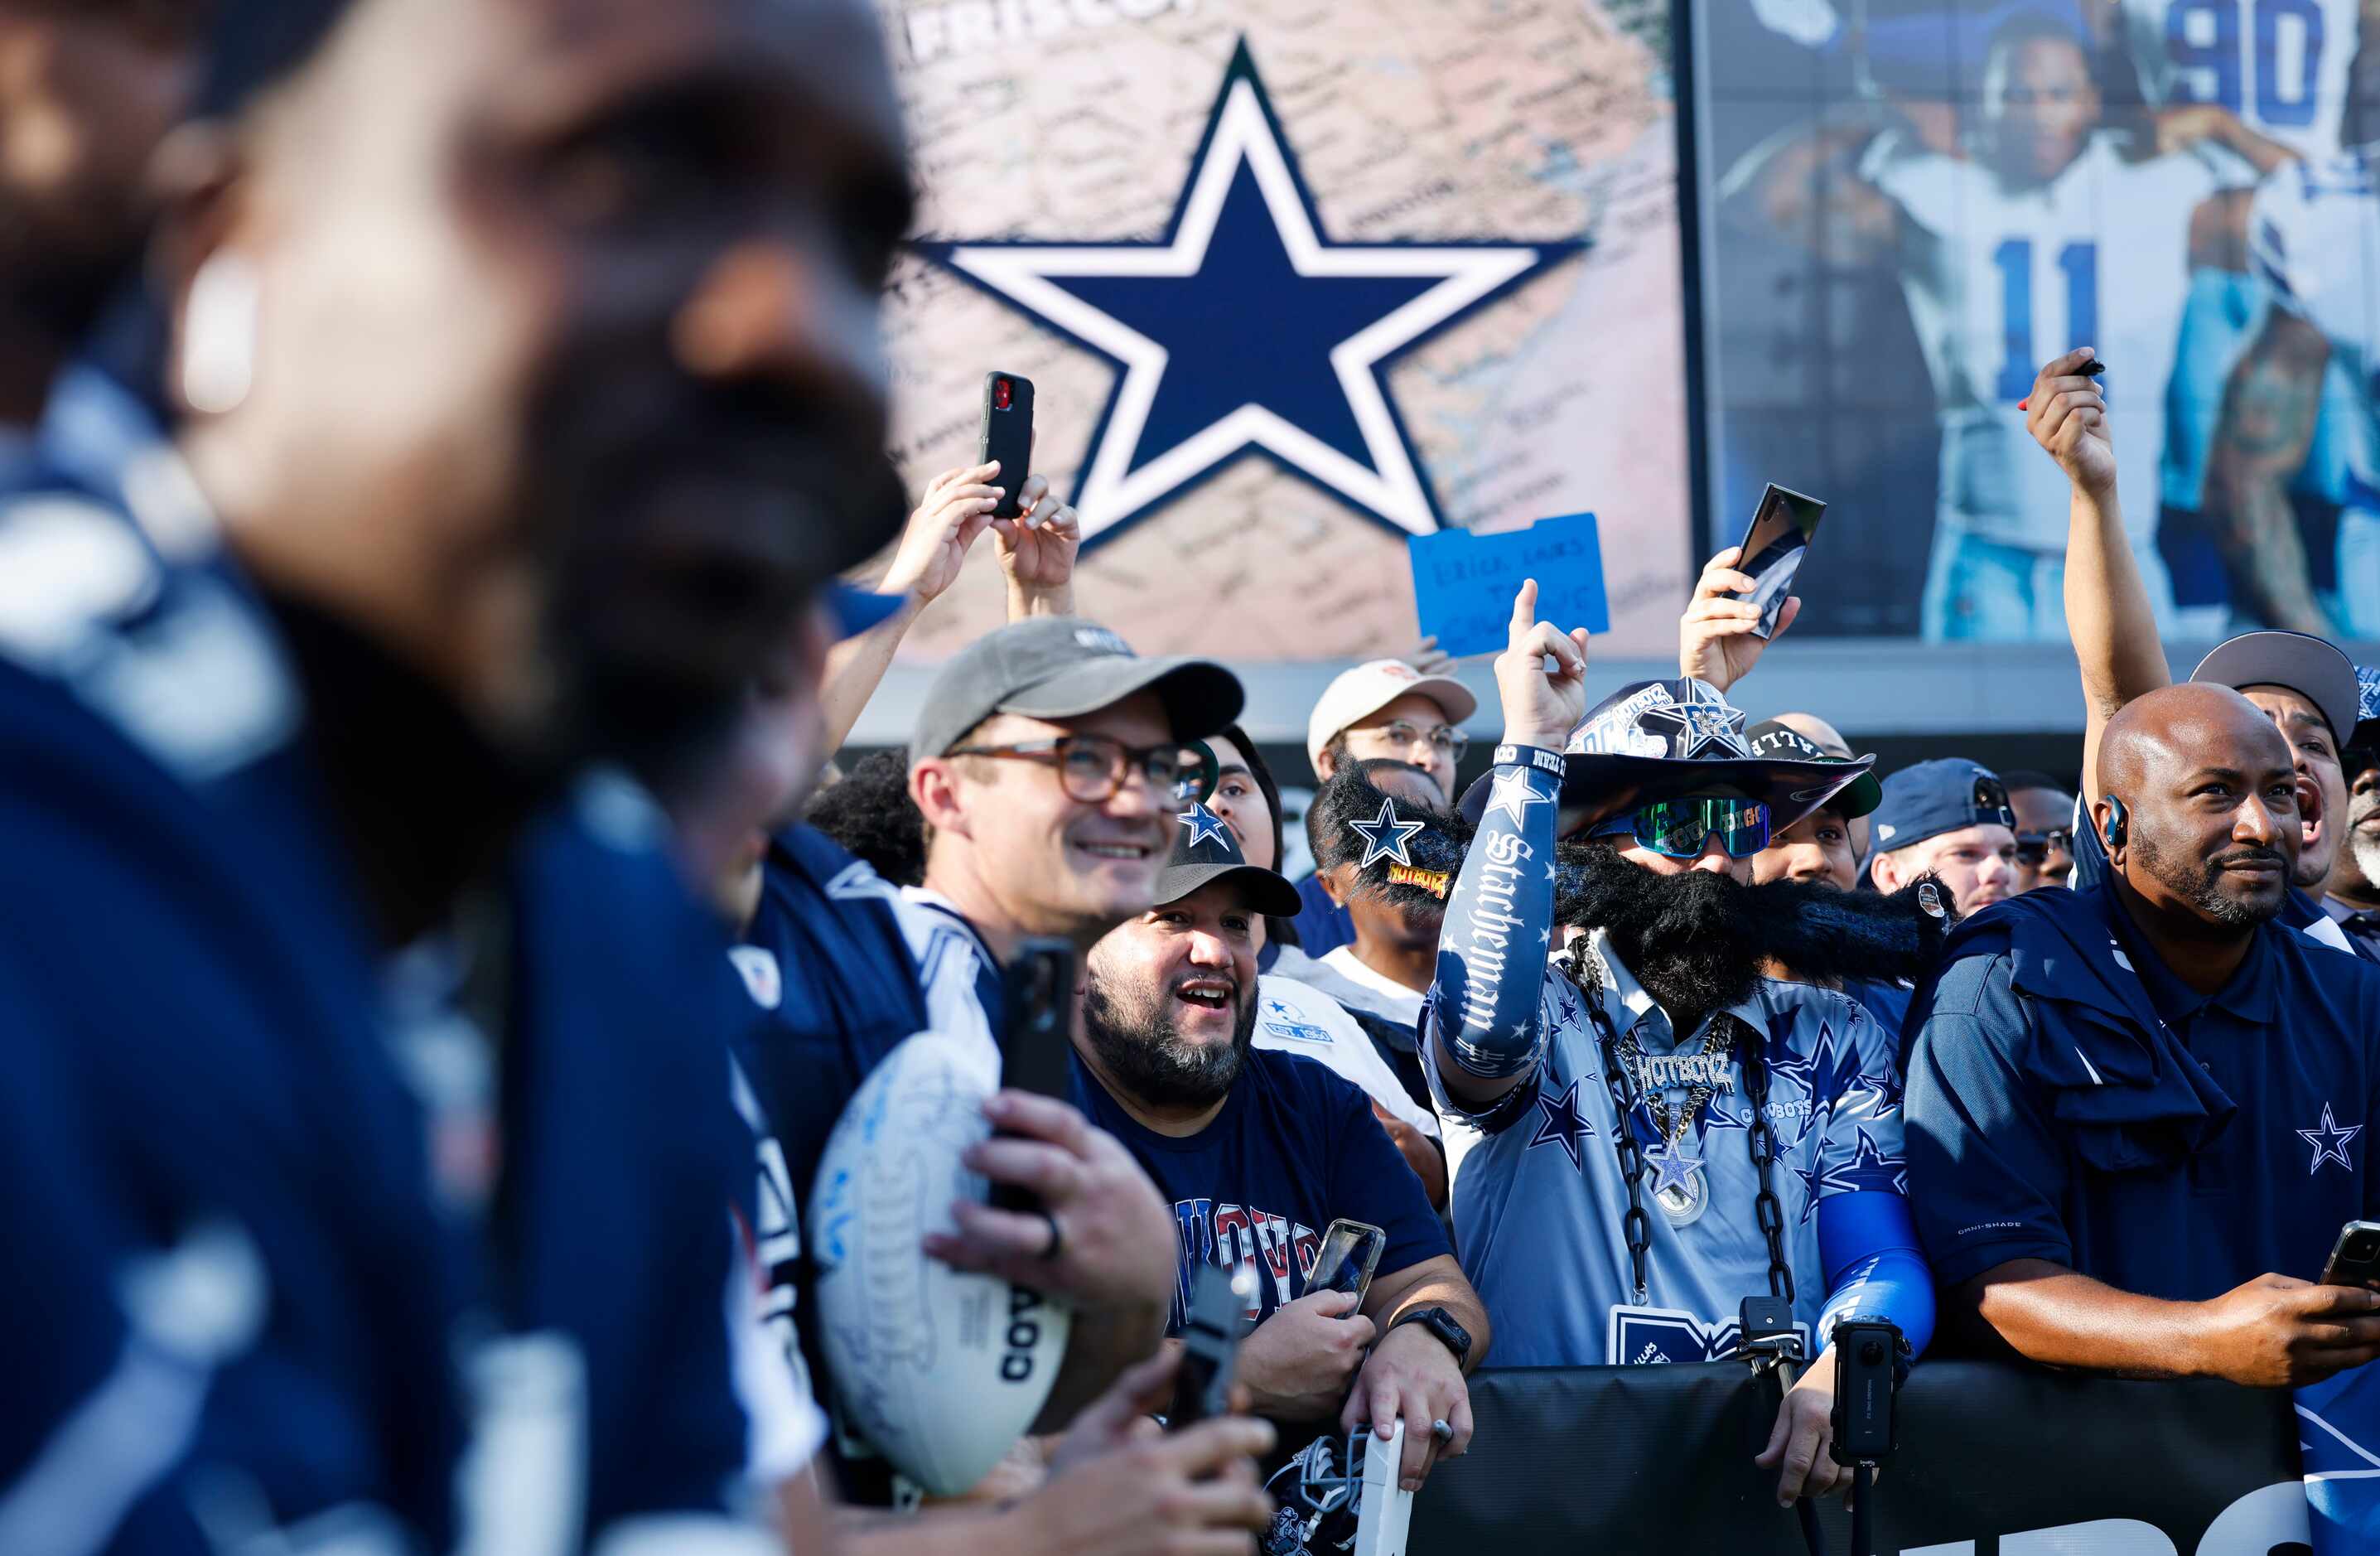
[1509,577,1540,637]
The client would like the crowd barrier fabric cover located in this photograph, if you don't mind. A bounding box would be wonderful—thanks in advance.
[873,0,1692,660]
[1412,1360,2313,1554]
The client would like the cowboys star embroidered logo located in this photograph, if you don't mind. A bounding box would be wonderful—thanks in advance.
[1349,797,1427,869]
[1636,687,1748,760]
[1176,803,1233,852]
[913,41,1581,547]
[1527,1079,1599,1172]
[2299,1104,2364,1175]
[1482,766,1552,828]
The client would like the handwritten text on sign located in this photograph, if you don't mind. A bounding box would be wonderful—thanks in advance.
[1407,512,1610,658]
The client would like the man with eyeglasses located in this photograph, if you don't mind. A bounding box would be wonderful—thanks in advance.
[1288,660,1479,958]
[1421,585,1939,1510]
[2000,771,2078,894]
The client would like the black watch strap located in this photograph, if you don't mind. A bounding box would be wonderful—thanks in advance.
[1392,1305,1473,1367]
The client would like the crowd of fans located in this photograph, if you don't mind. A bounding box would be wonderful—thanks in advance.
[2,3,2380,1556]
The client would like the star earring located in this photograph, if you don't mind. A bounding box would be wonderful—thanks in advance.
[182,252,261,416]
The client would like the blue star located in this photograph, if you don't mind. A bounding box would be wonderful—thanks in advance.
[913,42,1581,548]
[1645,1139,1703,1197]
[1482,767,1551,829]
[1176,803,1233,852]
[2300,1104,2364,1176]
[1349,798,1427,869]
[1636,684,1748,760]
[1528,1080,1600,1172]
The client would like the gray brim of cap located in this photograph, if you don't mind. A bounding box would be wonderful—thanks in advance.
[2189,632,2362,742]
[1002,655,1245,742]
[1157,861,1304,918]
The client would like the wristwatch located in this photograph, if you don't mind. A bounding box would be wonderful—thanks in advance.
[1389,1306,1473,1369]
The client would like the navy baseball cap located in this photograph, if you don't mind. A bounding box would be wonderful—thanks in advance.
[1868,760,2016,858]
[1158,803,1301,916]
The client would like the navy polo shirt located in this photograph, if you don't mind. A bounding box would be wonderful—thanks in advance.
[1904,882,2380,1300]
[1071,1048,1449,1330]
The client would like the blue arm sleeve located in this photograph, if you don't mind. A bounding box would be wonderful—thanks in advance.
[1815,1190,1936,1360]
[1426,746,1562,1082]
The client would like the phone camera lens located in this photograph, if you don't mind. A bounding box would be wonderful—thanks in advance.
[2351,1233,2380,1262]
[993,378,1013,410]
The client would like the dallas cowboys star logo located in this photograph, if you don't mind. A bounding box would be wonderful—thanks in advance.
[1645,1139,1703,1197]
[1637,684,1749,761]
[2299,1103,2364,1175]
[1482,767,1552,829]
[915,41,1582,546]
[1528,1080,1600,1172]
[1176,803,1233,852]
[1349,798,1427,870]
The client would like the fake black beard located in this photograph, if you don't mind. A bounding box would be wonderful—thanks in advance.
[1551,840,1959,1012]
[1081,975,1259,1111]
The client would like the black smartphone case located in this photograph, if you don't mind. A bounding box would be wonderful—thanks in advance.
[978,371,1035,519]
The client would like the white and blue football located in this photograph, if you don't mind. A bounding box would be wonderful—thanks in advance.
[806,1030,1074,1496]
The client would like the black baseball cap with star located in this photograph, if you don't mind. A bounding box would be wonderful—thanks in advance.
[1158,804,1301,916]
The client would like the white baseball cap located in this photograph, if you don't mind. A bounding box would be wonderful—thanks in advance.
[1305,660,1479,770]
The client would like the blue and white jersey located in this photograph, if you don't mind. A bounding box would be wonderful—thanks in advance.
[1866,130,2218,553]
[1431,930,1906,1368]
[2119,0,2361,167]
[2249,155,2380,498]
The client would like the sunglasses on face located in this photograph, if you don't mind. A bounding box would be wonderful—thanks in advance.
[1591,796,1773,859]
[2015,828,2073,867]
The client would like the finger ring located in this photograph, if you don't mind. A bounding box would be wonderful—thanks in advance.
[1431,1418,1454,1442]
[1038,1209,1064,1263]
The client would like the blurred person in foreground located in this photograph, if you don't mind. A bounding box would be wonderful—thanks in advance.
[2001,769,2078,893]
[1903,684,2380,1384]
[1200,728,1446,1204]
[2027,346,2378,964]
[1071,807,1486,1527]
[0,0,924,1546]
[1425,582,1945,1507]
[1288,657,1477,956]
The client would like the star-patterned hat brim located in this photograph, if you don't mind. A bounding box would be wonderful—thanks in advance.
[1457,751,1875,838]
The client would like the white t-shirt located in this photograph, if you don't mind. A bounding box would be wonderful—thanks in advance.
[1253,974,1440,1138]
[1315,947,1428,1031]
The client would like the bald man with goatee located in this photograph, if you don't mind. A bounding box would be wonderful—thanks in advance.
[1904,684,2380,1385]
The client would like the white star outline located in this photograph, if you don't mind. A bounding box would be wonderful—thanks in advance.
[1176,804,1233,851]
[1350,798,1428,869]
[1483,767,1552,828]
[927,57,1555,543]
[2299,1103,2364,1176]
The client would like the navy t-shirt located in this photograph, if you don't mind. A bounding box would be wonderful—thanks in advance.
[1071,1048,1450,1329]
[1904,882,2380,1299]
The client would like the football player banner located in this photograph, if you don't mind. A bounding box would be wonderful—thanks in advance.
[1413,1360,2313,1553]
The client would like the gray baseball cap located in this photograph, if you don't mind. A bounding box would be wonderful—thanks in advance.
[911,616,1244,759]
[2189,631,2363,744]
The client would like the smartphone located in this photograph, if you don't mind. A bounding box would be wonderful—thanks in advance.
[988,938,1077,1215]
[2324,1220,2380,1289]
[1827,1317,1902,1465]
[1305,1219,1387,1307]
[978,371,1035,519]
[1735,483,1827,639]
[1169,1263,1245,1428]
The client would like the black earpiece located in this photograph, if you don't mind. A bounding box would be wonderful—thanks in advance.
[2100,794,2128,852]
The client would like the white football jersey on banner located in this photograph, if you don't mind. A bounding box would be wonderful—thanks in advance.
[1868,132,2218,551]
[2249,156,2380,487]
[2119,0,2360,166]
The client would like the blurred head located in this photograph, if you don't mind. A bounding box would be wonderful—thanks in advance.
[1307,660,1475,805]
[805,745,924,891]
[1984,17,2098,186]
[0,0,207,398]
[2099,684,2299,931]
[163,0,911,783]
[1082,879,1261,1113]
[678,609,833,929]
[2002,770,2077,893]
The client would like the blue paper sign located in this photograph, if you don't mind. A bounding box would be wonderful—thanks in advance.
[1407,512,1610,659]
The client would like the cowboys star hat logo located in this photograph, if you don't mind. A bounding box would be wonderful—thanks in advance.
[1635,684,1749,760]
[1176,803,1235,853]
[914,41,1582,547]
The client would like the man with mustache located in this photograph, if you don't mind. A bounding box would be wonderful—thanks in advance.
[2025,347,2377,964]
[2320,669,2380,959]
[1424,582,1943,1509]
[1904,684,2380,1384]
[1074,803,1486,1518]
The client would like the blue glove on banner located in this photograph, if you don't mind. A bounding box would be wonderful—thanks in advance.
[2298,1365,2380,1552]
